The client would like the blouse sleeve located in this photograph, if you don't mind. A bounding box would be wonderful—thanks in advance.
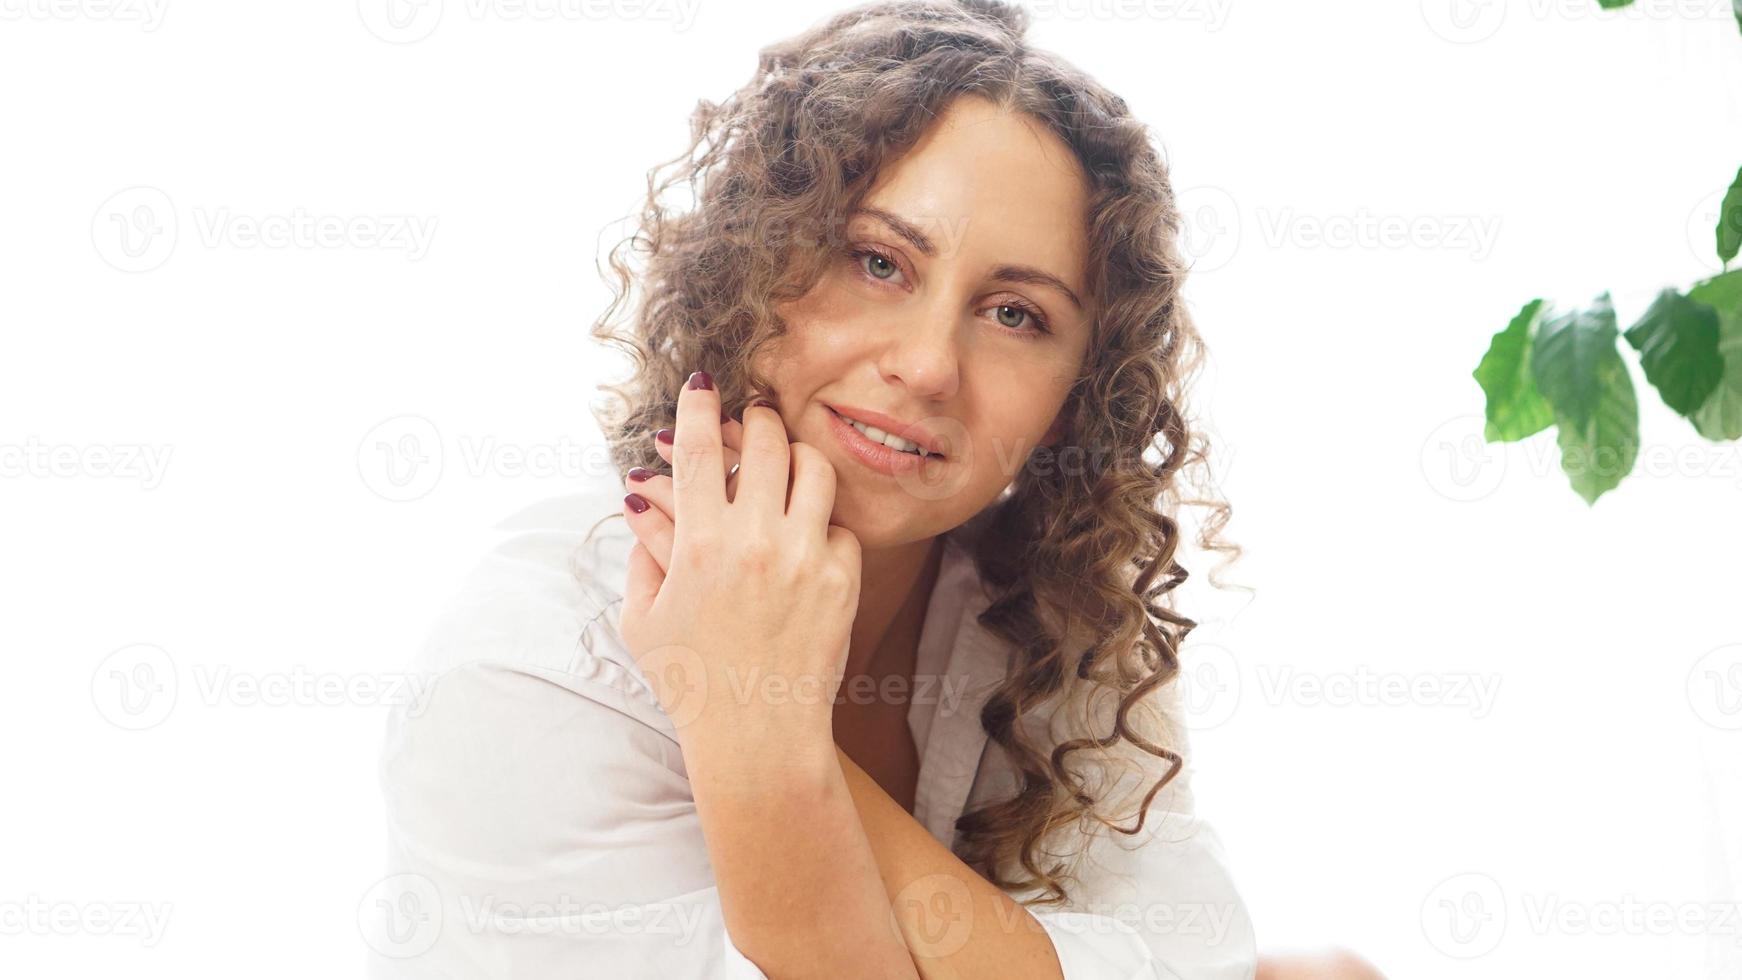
[1017,690,1258,980]
[366,525,769,979]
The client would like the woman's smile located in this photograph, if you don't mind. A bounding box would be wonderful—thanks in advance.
[822,402,948,478]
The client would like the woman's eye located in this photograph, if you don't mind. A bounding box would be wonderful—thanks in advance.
[851,245,1050,337]
[993,305,1028,330]
[989,301,1050,336]
[860,250,899,281]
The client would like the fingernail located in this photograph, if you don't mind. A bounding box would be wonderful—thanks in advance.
[627,466,654,482]
[655,428,673,445]
[686,371,714,391]
[624,493,650,514]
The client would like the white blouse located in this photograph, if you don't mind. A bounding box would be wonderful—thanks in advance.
[368,486,1258,979]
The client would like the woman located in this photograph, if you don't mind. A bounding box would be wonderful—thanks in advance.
[374,1,1382,977]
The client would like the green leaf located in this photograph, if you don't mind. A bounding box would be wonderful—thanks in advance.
[1531,293,1639,504]
[1532,293,1621,431]
[1622,288,1723,416]
[1551,368,1638,506]
[1474,298,1555,441]
[1686,270,1742,440]
[1735,0,1742,37]
[1597,0,1634,7]
[1720,166,1742,265]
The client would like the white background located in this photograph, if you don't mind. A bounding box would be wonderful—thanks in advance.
[3,1,1741,977]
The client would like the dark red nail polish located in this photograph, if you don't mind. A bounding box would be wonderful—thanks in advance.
[627,466,653,482]
[655,428,673,445]
[686,370,713,391]
[624,493,650,513]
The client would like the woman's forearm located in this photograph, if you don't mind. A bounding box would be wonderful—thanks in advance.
[683,731,922,980]
[834,745,1066,980]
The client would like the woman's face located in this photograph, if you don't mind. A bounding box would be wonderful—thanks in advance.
[755,94,1094,550]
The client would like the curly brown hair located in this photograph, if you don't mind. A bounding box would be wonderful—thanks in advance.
[583,0,1244,907]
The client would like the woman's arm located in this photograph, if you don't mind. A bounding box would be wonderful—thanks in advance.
[835,734,1262,980]
[833,746,1066,980]
[679,727,923,980]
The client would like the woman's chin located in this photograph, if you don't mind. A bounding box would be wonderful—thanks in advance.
[827,497,927,551]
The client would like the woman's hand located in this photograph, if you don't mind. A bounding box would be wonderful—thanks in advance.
[617,372,861,755]
[624,412,752,569]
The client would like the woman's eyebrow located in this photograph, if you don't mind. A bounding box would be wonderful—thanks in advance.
[853,205,1084,313]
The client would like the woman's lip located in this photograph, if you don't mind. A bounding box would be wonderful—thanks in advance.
[826,405,943,477]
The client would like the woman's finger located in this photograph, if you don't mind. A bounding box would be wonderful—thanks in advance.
[626,468,677,536]
[656,417,744,501]
[621,540,664,623]
[786,441,838,532]
[669,371,725,530]
[736,400,792,522]
[623,489,676,573]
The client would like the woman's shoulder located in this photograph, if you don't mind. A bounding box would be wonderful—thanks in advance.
[406,486,654,704]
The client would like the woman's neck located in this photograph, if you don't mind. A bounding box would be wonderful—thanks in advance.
[843,533,945,682]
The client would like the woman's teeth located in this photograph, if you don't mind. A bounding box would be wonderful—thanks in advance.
[838,410,933,457]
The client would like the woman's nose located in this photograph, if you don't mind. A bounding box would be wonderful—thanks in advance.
[877,308,961,401]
